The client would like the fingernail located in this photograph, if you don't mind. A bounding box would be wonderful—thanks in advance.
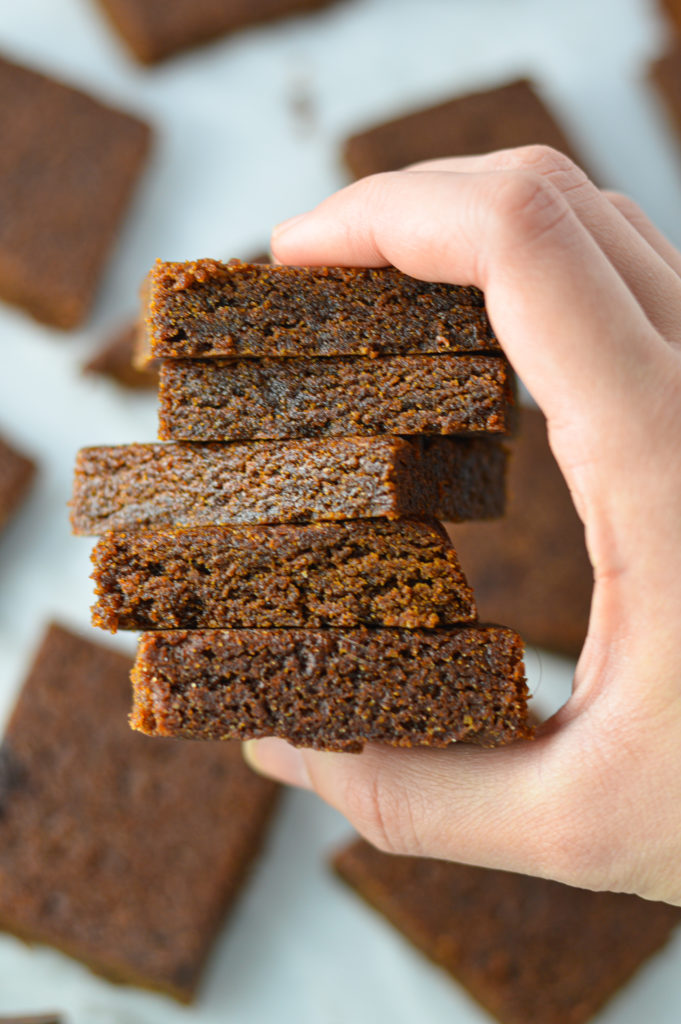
[243,738,312,790]
[271,212,307,241]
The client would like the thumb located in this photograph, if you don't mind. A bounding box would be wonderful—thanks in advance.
[244,725,617,888]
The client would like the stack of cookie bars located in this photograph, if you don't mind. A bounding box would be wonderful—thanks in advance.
[71,259,532,750]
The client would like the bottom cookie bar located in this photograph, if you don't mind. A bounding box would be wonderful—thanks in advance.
[333,839,681,1024]
[130,626,531,750]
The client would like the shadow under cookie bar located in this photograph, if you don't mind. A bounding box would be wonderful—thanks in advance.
[70,436,507,534]
[130,626,531,750]
[158,353,513,441]
[91,519,477,632]
[142,260,498,363]
[332,839,681,1024]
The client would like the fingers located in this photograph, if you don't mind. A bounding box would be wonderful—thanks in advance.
[276,146,681,344]
[603,189,681,279]
[272,165,659,440]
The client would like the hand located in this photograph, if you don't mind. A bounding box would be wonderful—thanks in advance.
[246,146,681,904]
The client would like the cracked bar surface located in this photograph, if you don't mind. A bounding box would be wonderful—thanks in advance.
[71,436,507,534]
[143,259,498,362]
[0,623,278,1002]
[158,353,513,441]
[130,626,531,750]
[333,839,681,1024]
[91,519,477,631]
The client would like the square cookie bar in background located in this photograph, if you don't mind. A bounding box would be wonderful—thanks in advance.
[0,54,151,328]
[0,623,278,1001]
[83,320,158,390]
[448,406,592,658]
[94,0,338,63]
[0,434,36,535]
[343,78,589,180]
[650,45,681,142]
[333,839,681,1024]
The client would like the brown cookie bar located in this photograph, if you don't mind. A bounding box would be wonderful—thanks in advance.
[650,45,681,140]
[0,55,151,328]
[131,626,531,750]
[659,0,681,34]
[344,78,588,179]
[95,0,337,64]
[142,259,498,363]
[0,435,35,535]
[91,519,477,632]
[0,623,277,1001]
[70,436,507,534]
[450,407,591,657]
[84,320,158,389]
[333,839,680,1024]
[158,353,513,441]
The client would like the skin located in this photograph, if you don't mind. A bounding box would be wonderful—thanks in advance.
[244,146,681,905]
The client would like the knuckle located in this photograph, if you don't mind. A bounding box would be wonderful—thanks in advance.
[339,765,426,856]
[498,143,577,177]
[489,171,573,247]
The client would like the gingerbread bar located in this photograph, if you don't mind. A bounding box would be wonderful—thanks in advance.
[0,435,35,535]
[142,259,498,363]
[95,0,337,64]
[650,45,681,141]
[91,519,477,632]
[0,55,150,328]
[0,623,277,1001]
[131,626,531,750]
[333,839,681,1024]
[449,407,592,657]
[70,436,507,534]
[344,78,588,180]
[158,353,513,441]
[84,320,158,390]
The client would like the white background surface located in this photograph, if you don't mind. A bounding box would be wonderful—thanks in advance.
[1,0,681,1020]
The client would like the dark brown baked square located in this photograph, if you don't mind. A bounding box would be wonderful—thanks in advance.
[0,54,151,328]
[334,838,681,1024]
[449,406,592,657]
[0,623,278,1000]
[0,434,35,535]
[344,78,588,180]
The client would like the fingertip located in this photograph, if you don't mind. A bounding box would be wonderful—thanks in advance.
[243,737,313,790]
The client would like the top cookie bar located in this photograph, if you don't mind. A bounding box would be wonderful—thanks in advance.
[141,259,499,362]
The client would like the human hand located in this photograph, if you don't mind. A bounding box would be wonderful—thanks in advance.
[246,146,681,904]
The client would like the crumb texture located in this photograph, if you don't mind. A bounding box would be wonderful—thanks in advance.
[146,260,498,358]
[70,437,506,533]
[158,354,513,441]
[91,519,477,631]
[130,626,531,750]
